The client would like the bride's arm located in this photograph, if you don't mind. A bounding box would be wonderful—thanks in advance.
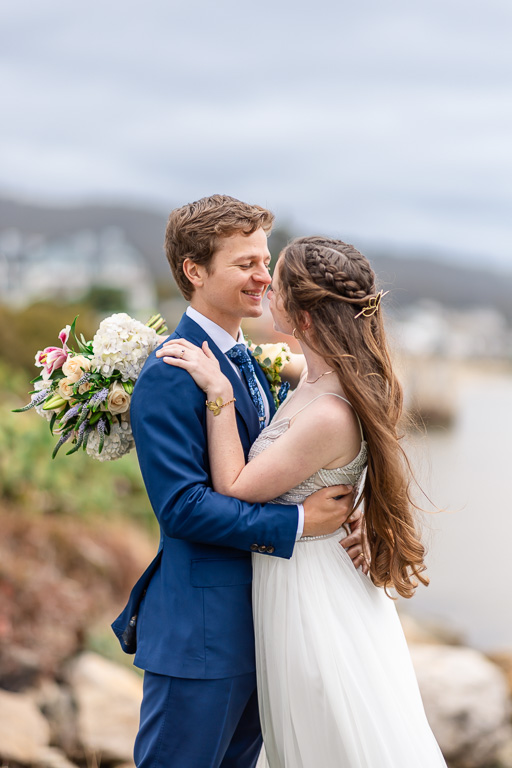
[158,339,355,504]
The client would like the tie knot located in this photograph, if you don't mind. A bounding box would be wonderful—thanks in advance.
[226,344,252,367]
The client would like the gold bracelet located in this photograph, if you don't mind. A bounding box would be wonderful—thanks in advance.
[205,396,236,416]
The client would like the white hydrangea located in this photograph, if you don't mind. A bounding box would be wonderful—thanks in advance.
[86,419,135,461]
[91,313,161,382]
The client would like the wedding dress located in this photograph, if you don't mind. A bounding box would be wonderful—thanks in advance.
[250,393,446,768]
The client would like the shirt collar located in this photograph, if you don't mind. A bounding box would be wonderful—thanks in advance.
[186,306,244,353]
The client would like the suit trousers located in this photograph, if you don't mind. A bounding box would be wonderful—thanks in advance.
[134,670,262,768]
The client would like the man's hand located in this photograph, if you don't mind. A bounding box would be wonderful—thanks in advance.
[340,506,370,575]
[302,485,355,538]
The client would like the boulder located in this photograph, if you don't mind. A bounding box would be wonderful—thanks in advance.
[488,650,512,695]
[30,679,79,757]
[399,611,463,646]
[0,688,50,764]
[65,652,143,763]
[410,643,512,768]
[34,746,80,768]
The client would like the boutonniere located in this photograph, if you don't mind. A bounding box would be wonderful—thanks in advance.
[246,339,292,408]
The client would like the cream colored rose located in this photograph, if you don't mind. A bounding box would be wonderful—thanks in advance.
[107,381,131,415]
[256,343,291,366]
[58,377,75,400]
[78,381,92,395]
[62,354,92,383]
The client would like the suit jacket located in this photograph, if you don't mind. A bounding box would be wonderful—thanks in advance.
[112,313,298,679]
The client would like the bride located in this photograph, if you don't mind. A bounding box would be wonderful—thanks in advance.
[159,236,446,767]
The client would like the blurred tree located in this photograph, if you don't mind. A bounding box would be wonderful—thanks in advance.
[0,301,97,381]
[268,225,295,270]
[82,286,128,313]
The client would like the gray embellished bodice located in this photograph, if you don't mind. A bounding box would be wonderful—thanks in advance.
[248,392,368,508]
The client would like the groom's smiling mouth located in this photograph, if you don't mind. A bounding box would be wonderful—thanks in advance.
[242,290,263,299]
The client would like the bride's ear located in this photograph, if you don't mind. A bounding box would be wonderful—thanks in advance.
[300,311,312,332]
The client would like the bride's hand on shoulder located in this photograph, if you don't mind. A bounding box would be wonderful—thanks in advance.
[157,338,232,397]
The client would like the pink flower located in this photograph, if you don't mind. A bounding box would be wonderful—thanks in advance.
[35,325,71,377]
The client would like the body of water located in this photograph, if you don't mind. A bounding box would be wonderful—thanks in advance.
[403,366,512,652]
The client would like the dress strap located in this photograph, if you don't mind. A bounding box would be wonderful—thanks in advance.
[290,393,364,440]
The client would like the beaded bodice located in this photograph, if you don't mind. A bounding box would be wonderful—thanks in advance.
[248,394,368,507]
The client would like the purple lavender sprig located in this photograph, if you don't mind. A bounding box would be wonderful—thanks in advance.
[74,402,91,430]
[97,417,106,455]
[75,371,91,388]
[66,419,89,456]
[52,430,72,459]
[90,388,109,408]
[12,388,52,413]
[60,403,80,426]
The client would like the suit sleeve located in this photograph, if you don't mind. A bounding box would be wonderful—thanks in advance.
[130,355,298,558]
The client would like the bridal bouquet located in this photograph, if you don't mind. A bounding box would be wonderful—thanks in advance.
[249,341,292,407]
[13,313,168,461]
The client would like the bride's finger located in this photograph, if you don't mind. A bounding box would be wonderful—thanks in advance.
[156,339,199,357]
[202,341,217,360]
[162,355,191,368]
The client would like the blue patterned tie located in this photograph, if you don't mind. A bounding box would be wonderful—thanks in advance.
[226,344,266,431]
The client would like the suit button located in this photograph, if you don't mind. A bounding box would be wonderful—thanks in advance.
[267,545,275,554]
[250,543,259,552]
[258,545,267,553]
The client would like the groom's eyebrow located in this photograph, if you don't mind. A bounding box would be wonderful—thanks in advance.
[231,253,271,263]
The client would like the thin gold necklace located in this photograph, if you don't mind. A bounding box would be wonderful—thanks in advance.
[305,370,335,384]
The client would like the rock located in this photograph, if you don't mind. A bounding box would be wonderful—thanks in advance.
[410,644,512,768]
[399,611,463,646]
[29,679,79,756]
[0,688,50,764]
[65,652,142,763]
[495,735,512,768]
[34,746,80,768]
[488,650,512,695]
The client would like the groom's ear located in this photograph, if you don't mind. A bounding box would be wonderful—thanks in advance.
[183,258,206,289]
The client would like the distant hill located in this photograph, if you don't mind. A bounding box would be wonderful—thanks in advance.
[368,252,512,320]
[1,197,511,320]
[0,197,169,279]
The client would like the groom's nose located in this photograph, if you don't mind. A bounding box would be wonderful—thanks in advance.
[253,263,272,285]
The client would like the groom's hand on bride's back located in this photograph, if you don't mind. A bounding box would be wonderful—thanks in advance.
[302,485,354,537]
[303,487,368,572]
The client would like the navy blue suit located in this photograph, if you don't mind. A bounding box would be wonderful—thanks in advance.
[113,313,298,767]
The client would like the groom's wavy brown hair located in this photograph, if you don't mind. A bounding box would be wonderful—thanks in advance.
[165,195,274,300]
[278,236,429,599]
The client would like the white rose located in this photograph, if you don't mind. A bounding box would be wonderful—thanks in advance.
[255,342,291,367]
[107,381,131,415]
[58,377,76,400]
[62,354,92,383]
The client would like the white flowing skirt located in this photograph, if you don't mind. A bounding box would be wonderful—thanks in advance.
[253,531,446,768]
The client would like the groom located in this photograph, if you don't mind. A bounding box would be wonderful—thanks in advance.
[113,195,363,768]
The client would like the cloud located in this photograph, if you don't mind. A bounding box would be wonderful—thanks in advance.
[0,0,510,266]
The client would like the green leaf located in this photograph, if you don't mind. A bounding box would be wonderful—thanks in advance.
[254,346,262,356]
[49,412,58,435]
[69,315,80,350]
[263,357,272,367]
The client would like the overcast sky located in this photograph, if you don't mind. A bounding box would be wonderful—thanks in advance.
[0,0,511,269]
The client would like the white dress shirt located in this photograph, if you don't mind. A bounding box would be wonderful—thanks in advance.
[185,306,304,539]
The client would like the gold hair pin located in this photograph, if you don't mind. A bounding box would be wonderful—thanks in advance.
[354,290,389,319]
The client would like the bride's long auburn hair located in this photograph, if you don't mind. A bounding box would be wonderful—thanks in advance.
[278,236,428,599]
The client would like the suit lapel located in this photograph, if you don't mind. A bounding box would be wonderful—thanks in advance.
[173,314,261,443]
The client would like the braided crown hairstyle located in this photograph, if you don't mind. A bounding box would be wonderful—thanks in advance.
[279,236,428,599]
